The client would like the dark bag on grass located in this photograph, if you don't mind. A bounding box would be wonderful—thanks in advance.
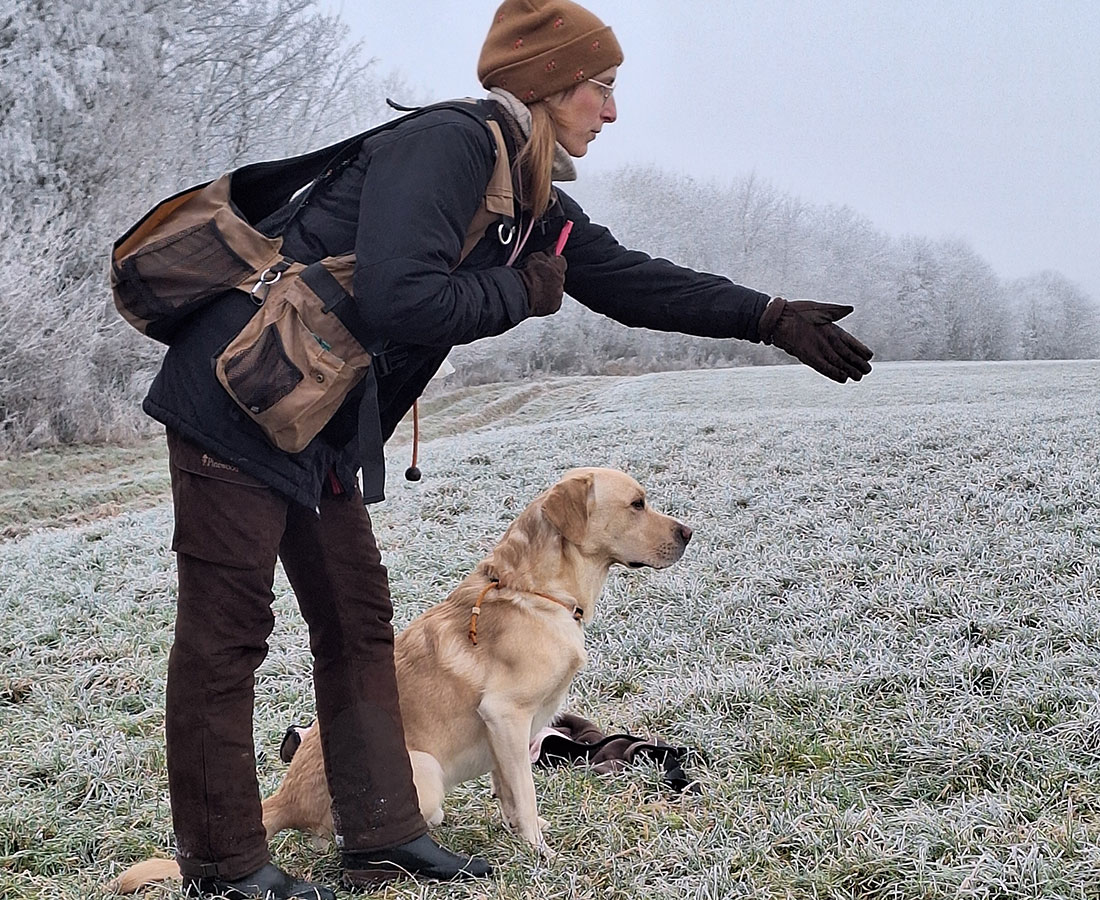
[533,712,701,794]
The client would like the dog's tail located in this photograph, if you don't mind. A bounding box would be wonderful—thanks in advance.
[108,857,180,893]
[108,726,318,894]
[109,792,299,894]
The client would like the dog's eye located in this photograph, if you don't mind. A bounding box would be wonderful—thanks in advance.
[631,498,645,510]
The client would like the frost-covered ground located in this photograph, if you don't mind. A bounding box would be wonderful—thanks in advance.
[2,360,1099,899]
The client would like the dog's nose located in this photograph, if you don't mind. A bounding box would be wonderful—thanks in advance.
[677,523,693,544]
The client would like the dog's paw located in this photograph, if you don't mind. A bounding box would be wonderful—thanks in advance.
[505,820,556,859]
[308,833,333,852]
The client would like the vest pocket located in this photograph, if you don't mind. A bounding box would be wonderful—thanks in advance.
[114,219,255,324]
[216,282,368,454]
[221,322,303,414]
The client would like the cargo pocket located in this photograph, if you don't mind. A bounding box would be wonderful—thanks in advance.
[114,220,255,323]
[165,430,284,569]
[216,288,367,454]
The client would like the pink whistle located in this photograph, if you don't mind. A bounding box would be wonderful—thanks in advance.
[554,220,574,256]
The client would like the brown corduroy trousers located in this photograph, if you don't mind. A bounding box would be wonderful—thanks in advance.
[164,430,426,880]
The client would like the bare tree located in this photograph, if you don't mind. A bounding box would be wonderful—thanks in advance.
[1009,271,1100,360]
[160,0,375,169]
[0,0,388,450]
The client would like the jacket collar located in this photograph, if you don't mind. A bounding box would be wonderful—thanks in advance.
[486,88,578,183]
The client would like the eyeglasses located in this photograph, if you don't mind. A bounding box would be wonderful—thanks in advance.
[587,77,616,105]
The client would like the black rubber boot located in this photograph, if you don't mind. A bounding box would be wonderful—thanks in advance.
[342,834,492,887]
[183,862,336,899]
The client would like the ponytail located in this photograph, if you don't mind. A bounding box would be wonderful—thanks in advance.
[517,100,558,220]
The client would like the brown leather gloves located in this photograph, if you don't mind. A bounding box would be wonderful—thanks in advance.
[758,297,874,383]
[519,249,567,317]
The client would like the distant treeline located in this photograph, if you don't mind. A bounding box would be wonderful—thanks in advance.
[2,0,1096,451]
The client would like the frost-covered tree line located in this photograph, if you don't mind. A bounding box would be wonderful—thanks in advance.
[2,1,1096,450]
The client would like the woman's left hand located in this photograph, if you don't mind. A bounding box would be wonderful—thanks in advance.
[758,297,874,383]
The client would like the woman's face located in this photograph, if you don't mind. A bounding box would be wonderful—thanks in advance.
[545,66,618,157]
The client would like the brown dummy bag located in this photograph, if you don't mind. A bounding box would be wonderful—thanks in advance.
[110,103,512,453]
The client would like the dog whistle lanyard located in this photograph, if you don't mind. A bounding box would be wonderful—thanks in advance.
[503,210,536,267]
[468,579,583,645]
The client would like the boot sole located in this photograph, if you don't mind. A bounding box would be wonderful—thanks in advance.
[343,866,489,887]
[343,867,407,887]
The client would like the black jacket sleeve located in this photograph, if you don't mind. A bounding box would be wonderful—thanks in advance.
[351,112,530,348]
[556,190,772,342]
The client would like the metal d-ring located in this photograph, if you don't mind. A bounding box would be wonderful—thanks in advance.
[497,220,516,246]
[250,267,283,305]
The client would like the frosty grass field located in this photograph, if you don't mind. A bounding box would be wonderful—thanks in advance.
[2,359,1099,899]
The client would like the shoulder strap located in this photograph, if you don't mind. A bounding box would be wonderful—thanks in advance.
[231,100,508,227]
[457,117,513,265]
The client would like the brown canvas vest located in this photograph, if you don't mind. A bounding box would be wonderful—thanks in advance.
[110,103,513,453]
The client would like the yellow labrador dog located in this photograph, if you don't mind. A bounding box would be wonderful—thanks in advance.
[112,467,691,891]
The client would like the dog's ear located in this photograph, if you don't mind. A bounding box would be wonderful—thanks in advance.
[541,471,594,545]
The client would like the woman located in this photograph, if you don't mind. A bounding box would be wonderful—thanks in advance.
[141,1,873,897]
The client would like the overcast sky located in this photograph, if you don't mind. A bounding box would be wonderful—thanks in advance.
[331,1,1099,301]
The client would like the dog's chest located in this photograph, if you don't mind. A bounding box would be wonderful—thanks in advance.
[552,623,586,681]
[535,675,578,733]
[533,636,585,727]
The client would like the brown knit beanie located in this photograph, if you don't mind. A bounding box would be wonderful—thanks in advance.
[478,0,624,103]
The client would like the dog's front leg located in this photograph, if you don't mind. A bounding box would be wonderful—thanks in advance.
[479,698,552,856]
[491,771,550,834]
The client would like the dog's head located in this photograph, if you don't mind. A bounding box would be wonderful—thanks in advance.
[539,467,692,570]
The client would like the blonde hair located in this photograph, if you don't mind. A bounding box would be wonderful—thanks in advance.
[517,100,559,220]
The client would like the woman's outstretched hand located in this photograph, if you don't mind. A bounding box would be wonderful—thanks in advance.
[758,297,874,383]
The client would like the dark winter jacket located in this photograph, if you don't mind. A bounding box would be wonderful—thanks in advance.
[143,99,771,508]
